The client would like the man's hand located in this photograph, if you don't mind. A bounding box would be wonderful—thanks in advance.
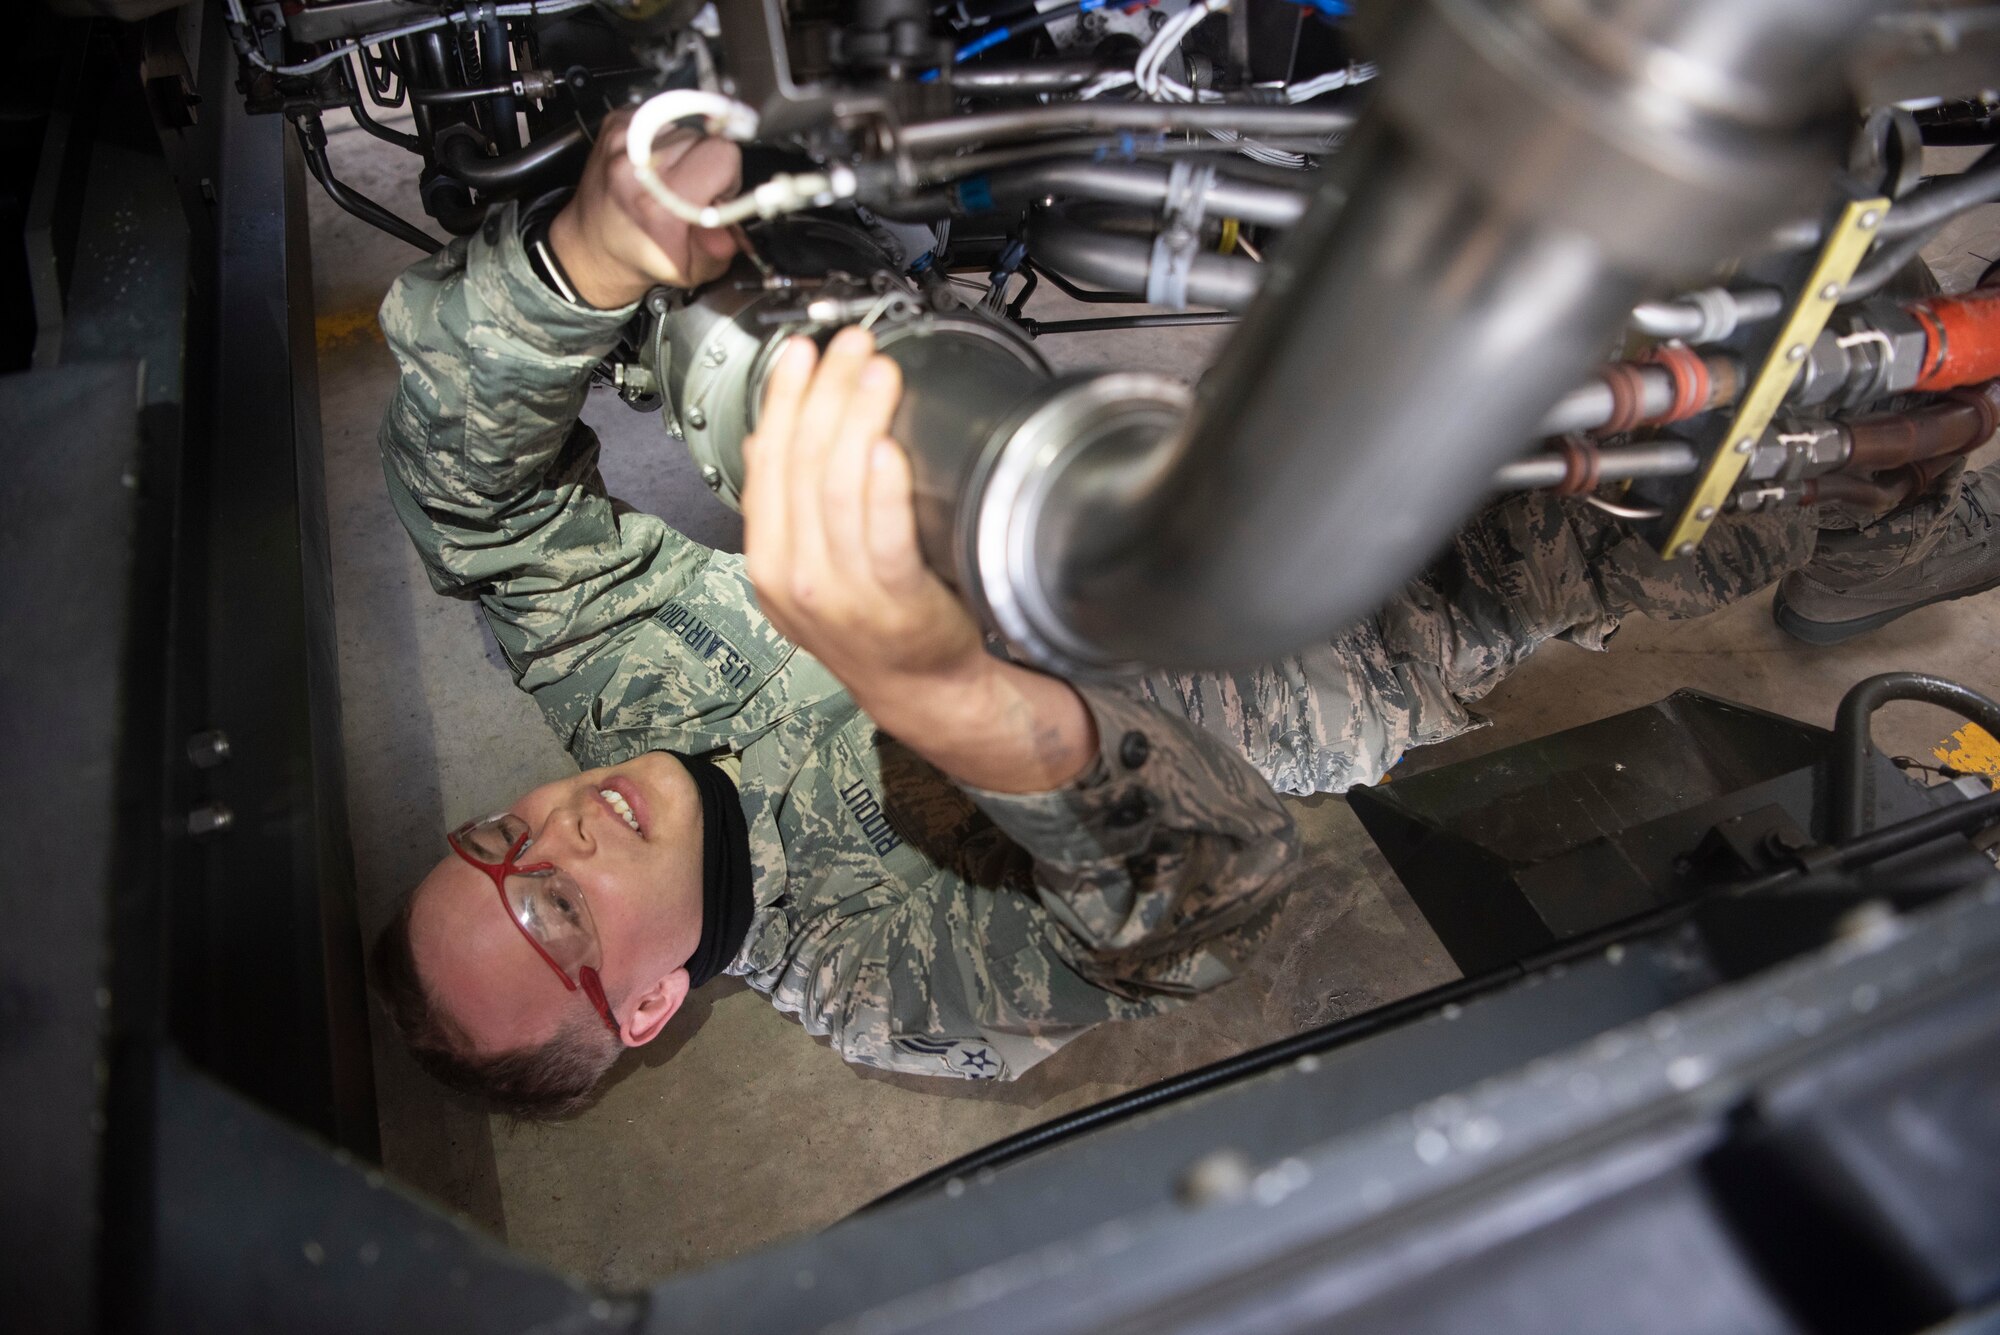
[546,108,741,308]
[744,329,987,690]
[743,330,1098,794]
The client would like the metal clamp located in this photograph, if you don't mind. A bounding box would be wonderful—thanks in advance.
[1146,161,1216,310]
[1660,196,1889,558]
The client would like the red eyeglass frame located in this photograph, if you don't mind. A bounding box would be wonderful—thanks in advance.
[446,822,621,1036]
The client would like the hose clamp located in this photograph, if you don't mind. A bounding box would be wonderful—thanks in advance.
[1147,161,1215,309]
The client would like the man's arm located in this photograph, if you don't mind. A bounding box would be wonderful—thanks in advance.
[376,118,747,699]
[742,330,1099,793]
[740,333,1301,1079]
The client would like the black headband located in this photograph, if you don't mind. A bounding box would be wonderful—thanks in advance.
[669,751,755,989]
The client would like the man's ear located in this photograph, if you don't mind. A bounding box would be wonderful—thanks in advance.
[620,966,690,1048]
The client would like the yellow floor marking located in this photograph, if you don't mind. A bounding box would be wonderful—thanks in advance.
[316,307,384,350]
[1934,724,2000,790]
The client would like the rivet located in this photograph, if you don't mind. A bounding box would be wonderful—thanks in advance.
[1179,1149,1254,1206]
[185,729,233,769]
[1673,541,1696,558]
[1734,438,1754,454]
[1786,343,1806,362]
[187,803,234,838]
[1696,505,1716,521]
[1820,282,1841,301]
[1859,209,1881,228]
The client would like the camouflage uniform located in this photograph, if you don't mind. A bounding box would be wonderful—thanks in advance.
[379,207,1298,1082]
[379,205,1953,1077]
[1142,466,1963,796]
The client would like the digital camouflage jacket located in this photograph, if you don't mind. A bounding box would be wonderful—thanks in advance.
[377,206,1301,1081]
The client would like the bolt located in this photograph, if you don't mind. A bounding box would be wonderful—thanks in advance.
[1734,438,1754,454]
[185,729,232,769]
[187,803,234,838]
[1820,282,1841,301]
[1786,343,1806,362]
[700,464,721,487]
[703,344,727,367]
[646,289,671,315]
[1696,505,1717,521]
[1673,541,1696,558]
[685,407,707,429]
[1834,899,1899,949]
[1178,1149,1254,1206]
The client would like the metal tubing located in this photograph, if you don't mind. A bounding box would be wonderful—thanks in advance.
[897,104,1357,152]
[1492,441,1701,491]
[1834,673,2000,840]
[989,123,1645,669]
[951,0,1872,673]
[1877,143,2000,238]
[887,160,1309,226]
[1630,287,1785,340]
[294,116,440,254]
[969,160,1308,227]
[477,14,521,153]
[1025,312,1237,336]
[439,121,589,190]
[1025,214,1263,311]
[948,60,1121,93]
[1539,369,1672,436]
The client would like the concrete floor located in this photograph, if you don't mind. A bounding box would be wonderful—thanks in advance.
[307,115,2000,1289]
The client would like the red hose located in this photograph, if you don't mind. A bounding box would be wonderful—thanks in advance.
[1909,286,2000,391]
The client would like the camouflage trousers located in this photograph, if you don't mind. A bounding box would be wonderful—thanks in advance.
[1142,469,1968,797]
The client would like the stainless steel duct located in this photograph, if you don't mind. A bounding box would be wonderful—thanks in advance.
[952,0,1879,673]
[665,0,1879,676]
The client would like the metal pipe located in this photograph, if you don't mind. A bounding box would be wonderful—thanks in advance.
[1492,441,1701,491]
[1757,150,2000,258]
[948,60,1121,94]
[949,0,1873,673]
[1877,143,2000,238]
[438,121,590,190]
[477,14,521,153]
[294,114,441,254]
[1535,350,1740,436]
[1025,213,1263,311]
[897,104,1357,153]
[1024,312,1237,336]
[893,159,1309,226]
[1630,286,1785,341]
[1013,161,1305,227]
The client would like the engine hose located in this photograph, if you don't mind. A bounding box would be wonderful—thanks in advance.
[438,121,590,191]
[1842,383,2000,472]
[1908,285,2000,391]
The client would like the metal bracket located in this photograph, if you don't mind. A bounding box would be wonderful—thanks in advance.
[1659,196,1889,558]
[1147,161,1216,310]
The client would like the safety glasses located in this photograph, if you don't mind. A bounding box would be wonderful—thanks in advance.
[446,813,620,1035]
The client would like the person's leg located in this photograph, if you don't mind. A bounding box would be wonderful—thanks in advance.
[1140,490,1816,796]
[1773,460,2000,643]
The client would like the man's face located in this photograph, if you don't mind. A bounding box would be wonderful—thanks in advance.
[408,752,705,1056]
